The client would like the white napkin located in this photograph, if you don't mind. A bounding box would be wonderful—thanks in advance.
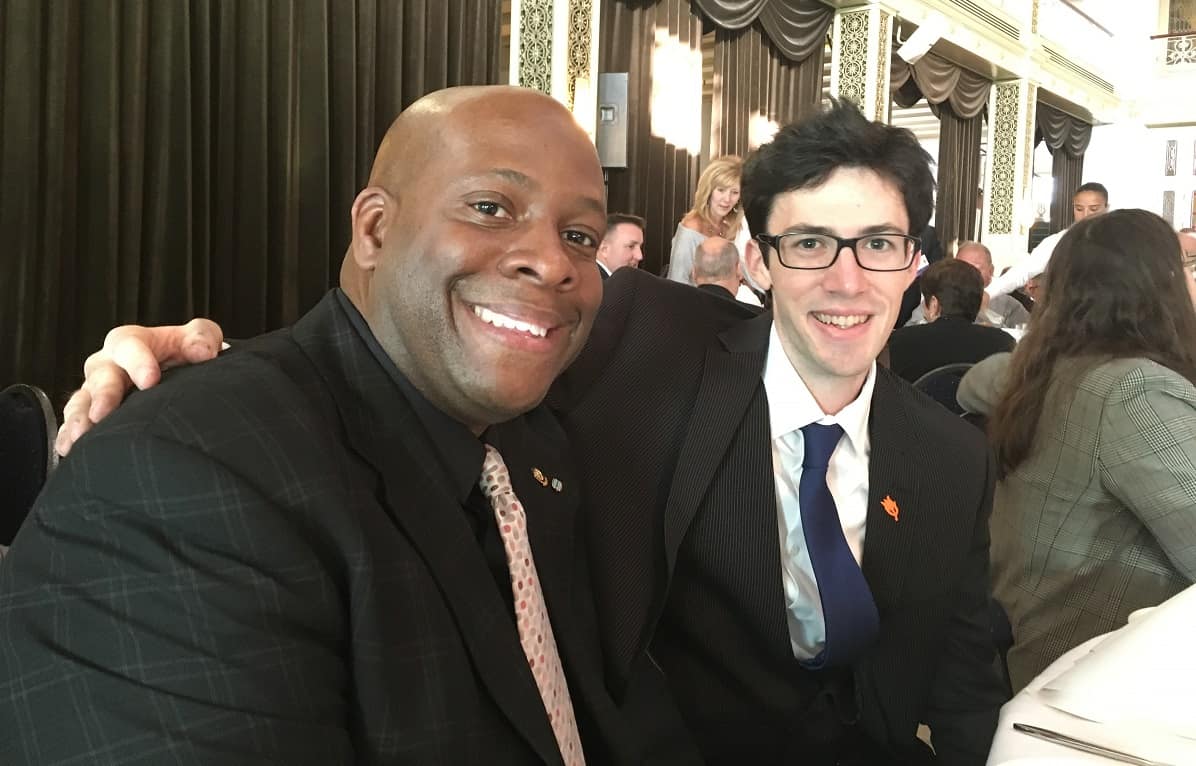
[1038,583,1196,741]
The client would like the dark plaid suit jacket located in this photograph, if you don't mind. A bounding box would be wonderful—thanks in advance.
[551,269,1008,764]
[0,291,665,765]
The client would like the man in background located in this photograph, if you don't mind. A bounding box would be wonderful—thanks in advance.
[596,213,645,278]
[887,258,1016,383]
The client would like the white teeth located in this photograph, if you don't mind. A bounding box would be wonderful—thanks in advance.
[813,313,869,329]
[473,306,549,337]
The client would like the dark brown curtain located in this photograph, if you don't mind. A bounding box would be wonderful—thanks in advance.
[1035,102,1092,232]
[709,21,826,158]
[0,0,501,406]
[891,53,988,247]
[934,103,985,247]
[600,0,703,277]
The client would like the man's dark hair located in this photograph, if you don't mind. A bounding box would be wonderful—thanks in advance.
[920,258,984,321]
[742,99,934,264]
[605,212,645,237]
[1074,182,1108,203]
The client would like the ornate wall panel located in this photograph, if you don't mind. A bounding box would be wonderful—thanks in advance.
[517,0,554,93]
[834,10,869,111]
[565,0,592,110]
[988,82,1021,234]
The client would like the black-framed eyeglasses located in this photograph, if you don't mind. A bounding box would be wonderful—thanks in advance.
[754,232,921,272]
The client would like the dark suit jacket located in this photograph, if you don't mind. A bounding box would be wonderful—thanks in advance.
[887,316,1016,383]
[551,269,1006,764]
[695,283,736,301]
[0,291,678,765]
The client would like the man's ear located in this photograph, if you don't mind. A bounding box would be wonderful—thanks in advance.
[350,186,394,271]
[925,295,940,321]
[745,238,773,291]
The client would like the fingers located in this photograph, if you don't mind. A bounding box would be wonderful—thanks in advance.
[101,326,167,391]
[175,318,224,365]
[56,387,98,457]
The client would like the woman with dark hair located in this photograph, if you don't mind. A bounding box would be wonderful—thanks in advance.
[988,209,1196,691]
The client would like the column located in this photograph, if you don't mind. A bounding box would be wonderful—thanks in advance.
[982,78,1038,270]
[829,3,895,123]
[509,0,601,139]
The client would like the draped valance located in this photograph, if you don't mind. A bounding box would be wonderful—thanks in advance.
[1035,102,1092,158]
[692,0,833,62]
[890,52,989,119]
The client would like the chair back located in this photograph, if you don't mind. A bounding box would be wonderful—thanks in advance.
[911,363,974,415]
[0,384,59,545]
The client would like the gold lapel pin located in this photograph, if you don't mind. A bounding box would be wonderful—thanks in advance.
[532,467,549,486]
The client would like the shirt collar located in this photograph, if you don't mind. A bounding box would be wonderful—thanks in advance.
[761,321,875,454]
[335,289,485,504]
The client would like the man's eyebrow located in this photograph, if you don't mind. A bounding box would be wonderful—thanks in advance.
[782,223,909,236]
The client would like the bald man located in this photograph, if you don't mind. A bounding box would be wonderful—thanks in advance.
[690,236,742,301]
[0,87,691,765]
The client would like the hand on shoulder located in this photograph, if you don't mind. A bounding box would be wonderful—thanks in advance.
[57,318,225,456]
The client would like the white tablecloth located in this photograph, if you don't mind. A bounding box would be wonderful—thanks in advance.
[987,634,1196,765]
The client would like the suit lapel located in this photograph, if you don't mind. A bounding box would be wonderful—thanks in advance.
[860,368,921,615]
[291,295,564,765]
[662,311,772,575]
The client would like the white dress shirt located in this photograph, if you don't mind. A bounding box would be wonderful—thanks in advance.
[986,229,1065,298]
[762,323,876,660]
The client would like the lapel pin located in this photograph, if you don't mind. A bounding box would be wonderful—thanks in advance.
[532,467,548,486]
[550,478,563,493]
[881,495,900,522]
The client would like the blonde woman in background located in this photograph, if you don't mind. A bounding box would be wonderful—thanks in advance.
[667,156,752,291]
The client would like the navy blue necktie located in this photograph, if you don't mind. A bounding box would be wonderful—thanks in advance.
[798,422,879,669]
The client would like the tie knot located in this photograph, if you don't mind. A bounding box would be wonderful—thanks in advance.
[799,423,844,469]
[478,444,513,499]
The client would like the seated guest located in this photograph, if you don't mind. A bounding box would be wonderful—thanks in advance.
[987,209,1196,692]
[666,155,745,285]
[886,258,1016,383]
[904,243,1029,328]
[596,212,645,278]
[691,236,741,301]
[691,236,760,306]
[956,243,1030,327]
[0,86,689,764]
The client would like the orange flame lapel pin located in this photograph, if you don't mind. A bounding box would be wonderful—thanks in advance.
[881,495,900,522]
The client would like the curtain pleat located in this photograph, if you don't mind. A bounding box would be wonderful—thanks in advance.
[600,0,702,277]
[1034,102,1091,232]
[1050,151,1085,233]
[934,103,985,249]
[0,0,501,405]
[710,21,824,159]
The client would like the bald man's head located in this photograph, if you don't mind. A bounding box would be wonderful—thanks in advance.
[955,242,994,285]
[345,86,606,433]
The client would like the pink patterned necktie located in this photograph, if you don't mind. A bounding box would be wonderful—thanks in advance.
[479,445,586,766]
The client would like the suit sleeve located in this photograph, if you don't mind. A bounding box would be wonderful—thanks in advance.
[0,424,354,765]
[1099,377,1196,581]
[921,446,1007,765]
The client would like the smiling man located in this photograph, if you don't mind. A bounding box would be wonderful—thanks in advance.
[50,100,1005,765]
[553,100,1006,763]
[0,86,691,765]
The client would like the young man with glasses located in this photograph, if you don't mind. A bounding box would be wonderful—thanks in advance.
[558,99,1006,763]
[59,101,1006,764]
